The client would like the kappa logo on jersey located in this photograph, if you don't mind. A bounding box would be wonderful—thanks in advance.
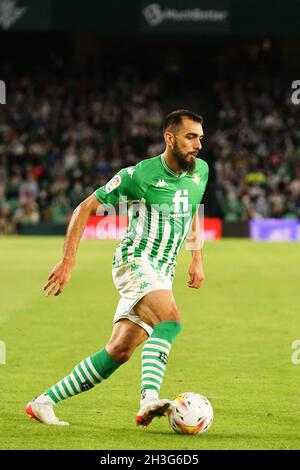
[193,175,201,185]
[172,189,189,213]
[156,179,167,188]
[126,167,135,178]
[104,175,122,193]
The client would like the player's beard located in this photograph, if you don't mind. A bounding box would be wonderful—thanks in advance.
[172,140,196,174]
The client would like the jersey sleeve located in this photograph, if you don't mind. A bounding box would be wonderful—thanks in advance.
[202,161,209,190]
[94,166,145,207]
[196,159,209,205]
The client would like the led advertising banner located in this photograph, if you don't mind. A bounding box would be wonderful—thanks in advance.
[140,0,231,33]
[0,0,299,34]
[83,216,222,240]
[249,219,299,242]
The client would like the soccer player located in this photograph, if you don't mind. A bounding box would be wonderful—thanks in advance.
[25,109,209,426]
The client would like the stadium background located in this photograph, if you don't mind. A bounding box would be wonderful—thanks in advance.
[0,0,300,451]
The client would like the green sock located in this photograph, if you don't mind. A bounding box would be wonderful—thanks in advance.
[46,348,120,404]
[141,321,182,397]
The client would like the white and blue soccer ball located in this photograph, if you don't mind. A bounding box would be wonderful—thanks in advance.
[168,392,213,435]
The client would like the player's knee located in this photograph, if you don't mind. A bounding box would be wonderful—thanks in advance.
[116,350,132,364]
[107,344,133,364]
[165,304,181,323]
[151,303,181,323]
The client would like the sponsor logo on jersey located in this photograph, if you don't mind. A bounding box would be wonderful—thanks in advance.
[156,179,167,187]
[104,175,122,193]
[192,175,201,184]
[172,189,189,212]
[168,212,190,219]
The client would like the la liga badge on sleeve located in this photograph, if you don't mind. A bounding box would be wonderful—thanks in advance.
[105,175,122,193]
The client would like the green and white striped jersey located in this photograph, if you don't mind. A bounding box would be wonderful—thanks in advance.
[94,155,209,278]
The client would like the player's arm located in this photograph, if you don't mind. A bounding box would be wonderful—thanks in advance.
[43,194,102,297]
[186,210,205,289]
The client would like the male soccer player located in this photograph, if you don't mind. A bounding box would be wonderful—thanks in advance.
[25,109,209,427]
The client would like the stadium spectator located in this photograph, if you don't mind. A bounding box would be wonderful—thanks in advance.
[0,72,165,229]
[1,61,300,228]
[211,77,300,221]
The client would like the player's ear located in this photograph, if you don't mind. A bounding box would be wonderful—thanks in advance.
[164,131,174,147]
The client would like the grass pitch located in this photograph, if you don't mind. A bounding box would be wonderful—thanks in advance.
[0,237,299,450]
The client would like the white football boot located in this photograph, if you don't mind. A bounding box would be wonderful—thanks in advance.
[25,397,69,426]
[135,399,172,427]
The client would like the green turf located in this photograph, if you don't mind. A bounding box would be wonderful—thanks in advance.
[0,237,299,450]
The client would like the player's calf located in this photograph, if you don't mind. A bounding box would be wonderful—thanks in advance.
[137,320,182,426]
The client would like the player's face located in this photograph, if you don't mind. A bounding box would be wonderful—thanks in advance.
[171,118,204,173]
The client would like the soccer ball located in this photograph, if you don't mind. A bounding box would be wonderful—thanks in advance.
[168,392,213,435]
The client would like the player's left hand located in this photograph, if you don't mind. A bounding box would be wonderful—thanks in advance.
[187,260,205,289]
[43,258,74,297]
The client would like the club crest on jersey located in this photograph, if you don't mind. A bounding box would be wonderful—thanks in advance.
[105,175,122,193]
[192,176,201,185]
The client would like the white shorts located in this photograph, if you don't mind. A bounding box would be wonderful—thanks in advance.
[112,258,173,336]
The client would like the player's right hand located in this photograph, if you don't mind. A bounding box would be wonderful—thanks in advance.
[43,258,73,297]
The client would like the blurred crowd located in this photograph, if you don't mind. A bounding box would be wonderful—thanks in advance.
[0,74,164,233]
[211,77,300,222]
[1,70,300,234]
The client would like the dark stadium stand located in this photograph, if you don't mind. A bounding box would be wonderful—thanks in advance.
[0,34,299,233]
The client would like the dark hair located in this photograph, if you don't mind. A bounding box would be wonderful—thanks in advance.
[163,109,203,133]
